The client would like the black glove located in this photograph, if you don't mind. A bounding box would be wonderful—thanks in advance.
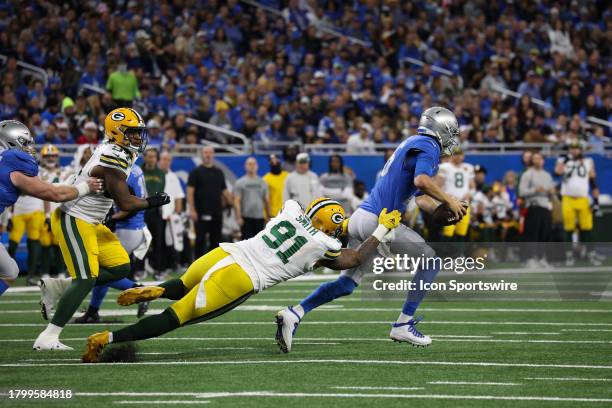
[146,192,171,209]
[45,216,51,231]
[6,219,12,233]
[103,210,116,231]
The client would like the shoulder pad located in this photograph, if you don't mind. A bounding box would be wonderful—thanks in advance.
[98,144,132,172]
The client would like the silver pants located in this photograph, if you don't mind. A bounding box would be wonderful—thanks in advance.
[0,244,19,280]
[115,228,146,256]
[341,208,434,284]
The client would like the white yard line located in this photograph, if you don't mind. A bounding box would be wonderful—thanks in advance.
[562,329,612,332]
[1,359,612,370]
[491,332,561,335]
[332,386,425,391]
[115,401,210,405]
[58,391,612,403]
[525,377,612,382]
[428,381,521,386]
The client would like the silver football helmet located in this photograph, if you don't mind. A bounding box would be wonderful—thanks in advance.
[0,120,36,155]
[417,107,459,156]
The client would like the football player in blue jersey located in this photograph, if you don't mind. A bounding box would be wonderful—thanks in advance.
[0,120,103,296]
[277,107,467,351]
[73,164,151,323]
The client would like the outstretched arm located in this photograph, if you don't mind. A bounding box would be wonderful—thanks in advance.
[315,208,402,271]
[10,172,102,202]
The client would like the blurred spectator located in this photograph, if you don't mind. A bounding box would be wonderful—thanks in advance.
[55,122,74,144]
[159,151,186,273]
[187,147,232,258]
[263,154,289,217]
[147,119,164,147]
[347,123,376,153]
[319,154,354,213]
[142,148,166,278]
[76,122,99,144]
[519,152,556,268]
[106,60,140,108]
[283,153,321,208]
[233,157,270,239]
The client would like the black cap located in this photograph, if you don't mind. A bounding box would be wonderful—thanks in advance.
[475,164,487,174]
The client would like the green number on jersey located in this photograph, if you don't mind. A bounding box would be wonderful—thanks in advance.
[262,220,308,264]
[454,172,464,188]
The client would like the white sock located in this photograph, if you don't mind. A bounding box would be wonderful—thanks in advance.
[42,323,62,338]
[396,313,412,324]
[108,332,113,343]
[292,305,305,319]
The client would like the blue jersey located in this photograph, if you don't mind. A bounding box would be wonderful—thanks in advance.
[115,165,147,230]
[0,149,39,214]
[361,135,441,214]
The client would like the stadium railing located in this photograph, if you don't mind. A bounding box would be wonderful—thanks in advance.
[0,53,48,87]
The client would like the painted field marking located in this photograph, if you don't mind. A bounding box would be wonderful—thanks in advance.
[491,332,561,335]
[525,377,612,382]
[332,386,425,391]
[562,329,612,332]
[428,381,521,386]
[66,391,612,403]
[115,401,210,405]
[2,359,612,370]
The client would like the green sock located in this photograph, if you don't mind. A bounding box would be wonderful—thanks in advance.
[579,230,592,243]
[40,246,51,276]
[95,264,131,286]
[564,231,574,242]
[8,240,18,258]
[112,309,180,343]
[26,239,41,279]
[159,278,187,300]
[51,279,95,327]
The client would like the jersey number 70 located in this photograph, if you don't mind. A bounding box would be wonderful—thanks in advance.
[262,221,307,264]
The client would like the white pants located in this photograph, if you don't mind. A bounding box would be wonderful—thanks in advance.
[115,228,146,256]
[0,244,19,280]
[341,208,434,284]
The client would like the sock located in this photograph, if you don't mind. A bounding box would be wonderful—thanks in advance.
[292,304,305,318]
[51,279,95,327]
[8,240,18,258]
[112,309,180,343]
[89,285,109,310]
[402,262,441,316]
[396,312,413,324]
[107,278,137,291]
[159,278,188,300]
[299,275,357,314]
[41,323,63,338]
[564,231,574,242]
[26,239,41,278]
[0,280,9,296]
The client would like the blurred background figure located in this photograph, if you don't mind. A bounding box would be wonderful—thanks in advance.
[233,157,269,239]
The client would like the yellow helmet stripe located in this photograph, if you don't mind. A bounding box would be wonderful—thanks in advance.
[306,198,341,219]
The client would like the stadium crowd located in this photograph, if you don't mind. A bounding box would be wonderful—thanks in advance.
[0,0,610,150]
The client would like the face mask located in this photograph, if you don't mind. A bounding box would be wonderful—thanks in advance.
[270,163,282,175]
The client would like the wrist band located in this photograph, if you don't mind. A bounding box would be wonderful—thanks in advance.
[372,224,389,241]
[75,182,90,198]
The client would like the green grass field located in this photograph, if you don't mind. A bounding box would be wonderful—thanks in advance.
[1,274,611,407]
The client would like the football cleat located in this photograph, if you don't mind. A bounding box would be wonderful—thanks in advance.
[137,301,150,318]
[82,331,110,363]
[390,316,432,347]
[39,277,72,320]
[33,334,74,351]
[117,286,165,306]
[275,306,302,353]
[74,310,101,324]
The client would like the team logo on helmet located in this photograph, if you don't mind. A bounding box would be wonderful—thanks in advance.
[331,212,344,224]
[111,112,126,121]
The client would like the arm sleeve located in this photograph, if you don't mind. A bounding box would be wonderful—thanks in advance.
[518,171,534,197]
[321,236,342,260]
[187,170,197,188]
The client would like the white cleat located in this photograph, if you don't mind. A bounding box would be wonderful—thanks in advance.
[33,334,74,351]
[588,251,603,266]
[39,277,71,320]
[390,316,432,347]
[538,258,553,269]
[275,306,302,353]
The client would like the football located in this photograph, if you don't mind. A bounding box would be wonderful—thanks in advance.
[431,201,469,225]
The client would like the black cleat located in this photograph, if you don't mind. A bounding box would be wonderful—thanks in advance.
[275,315,288,353]
[74,311,101,324]
[137,301,150,318]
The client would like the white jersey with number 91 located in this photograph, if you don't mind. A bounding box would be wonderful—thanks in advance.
[220,200,342,292]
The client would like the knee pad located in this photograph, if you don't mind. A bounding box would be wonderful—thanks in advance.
[321,275,357,298]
